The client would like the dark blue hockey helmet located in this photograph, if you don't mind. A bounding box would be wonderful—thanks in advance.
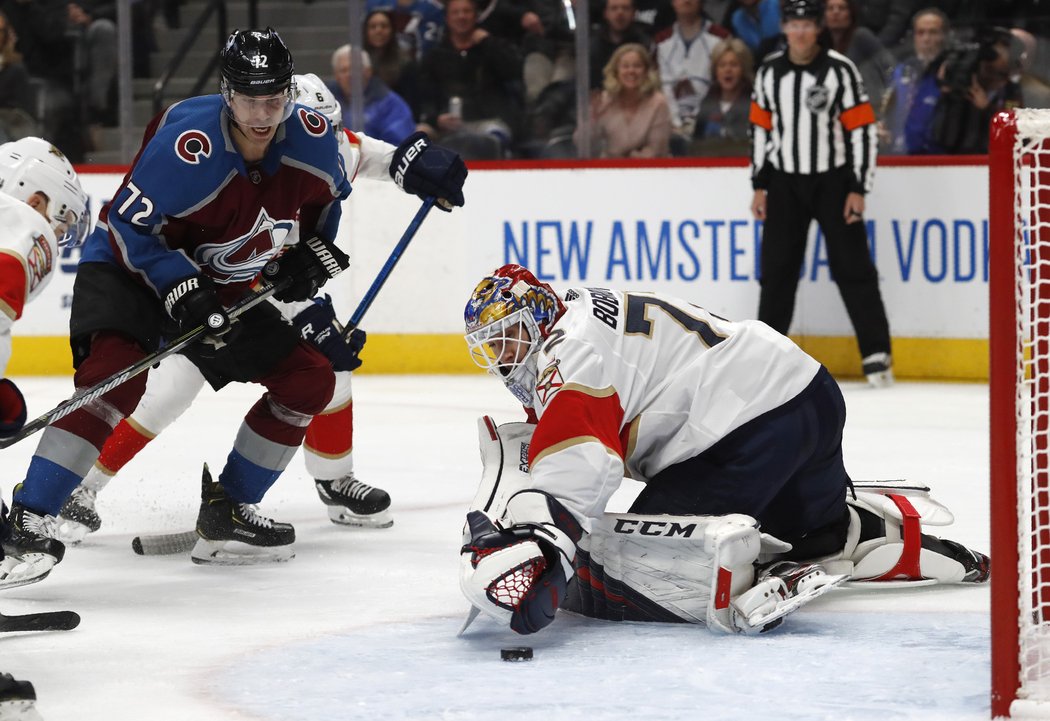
[220,28,295,97]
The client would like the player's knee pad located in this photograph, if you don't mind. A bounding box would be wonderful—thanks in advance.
[468,415,535,517]
[829,481,989,585]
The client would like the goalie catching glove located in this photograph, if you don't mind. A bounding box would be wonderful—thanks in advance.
[460,490,583,635]
[263,235,349,303]
[390,132,467,211]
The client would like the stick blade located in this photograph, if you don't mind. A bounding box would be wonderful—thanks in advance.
[132,530,198,556]
[0,610,80,633]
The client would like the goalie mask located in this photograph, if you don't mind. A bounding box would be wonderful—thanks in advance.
[464,264,565,406]
[220,28,296,127]
[0,137,90,247]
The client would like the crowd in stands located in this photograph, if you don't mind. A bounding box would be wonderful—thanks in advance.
[0,0,1048,161]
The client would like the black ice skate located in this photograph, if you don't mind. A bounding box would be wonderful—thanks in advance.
[190,464,295,565]
[0,672,41,721]
[0,498,65,590]
[315,475,393,528]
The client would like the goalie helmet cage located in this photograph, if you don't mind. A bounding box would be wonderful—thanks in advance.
[991,108,1050,719]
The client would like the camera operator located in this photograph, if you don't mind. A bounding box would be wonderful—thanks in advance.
[907,26,1022,154]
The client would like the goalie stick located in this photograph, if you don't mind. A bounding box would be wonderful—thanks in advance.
[0,277,292,450]
[131,196,439,556]
[0,610,80,632]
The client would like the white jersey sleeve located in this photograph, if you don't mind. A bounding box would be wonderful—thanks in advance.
[340,129,395,184]
[525,287,821,531]
[0,193,59,376]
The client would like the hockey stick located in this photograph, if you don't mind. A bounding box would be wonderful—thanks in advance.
[0,610,80,632]
[131,196,439,556]
[342,194,437,335]
[0,278,291,450]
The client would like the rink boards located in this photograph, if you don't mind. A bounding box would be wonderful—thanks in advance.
[13,158,989,380]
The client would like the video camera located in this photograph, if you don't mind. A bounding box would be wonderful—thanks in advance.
[939,26,1020,95]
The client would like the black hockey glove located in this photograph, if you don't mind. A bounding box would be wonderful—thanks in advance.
[263,235,349,303]
[163,275,236,342]
[293,294,367,372]
[0,378,26,437]
[390,131,467,211]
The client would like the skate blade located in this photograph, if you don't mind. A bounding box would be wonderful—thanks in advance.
[0,699,44,721]
[0,554,57,590]
[190,538,295,566]
[327,505,394,529]
[54,518,92,545]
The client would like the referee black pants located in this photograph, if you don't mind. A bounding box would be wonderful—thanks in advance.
[757,167,891,359]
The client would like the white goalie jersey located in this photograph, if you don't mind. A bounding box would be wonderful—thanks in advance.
[0,192,59,375]
[523,287,821,532]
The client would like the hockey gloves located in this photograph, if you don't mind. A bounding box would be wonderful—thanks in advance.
[263,235,349,303]
[460,491,582,635]
[163,276,236,342]
[390,131,467,211]
[293,294,366,372]
[0,379,26,437]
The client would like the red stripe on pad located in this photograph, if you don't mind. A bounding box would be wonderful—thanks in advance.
[873,494,924,581]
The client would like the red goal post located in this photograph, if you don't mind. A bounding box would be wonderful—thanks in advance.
[991,108,1050,719]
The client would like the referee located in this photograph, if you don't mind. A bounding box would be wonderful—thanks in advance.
[749,0,892,387]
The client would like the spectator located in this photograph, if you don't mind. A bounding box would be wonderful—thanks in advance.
[824,0,895,117]
[67,1,117,126]
[655,0,729,144]
[0,11,37,142]
[1010,27,1050,109]
[691,37,752,155]
[592,0,675,36]
[577,42,671,157]
[590,0,653,90]
[0,0,83,160]
[518,0,576,106]
[727,0,779,57]
[363,8,421,115]
[750,0,893,387]
[909,26,1022,154]
[327,46,415,146]
[367,0,446,60]
[417,0,524,159]
[855,0,915,52]
[880,8,949,154]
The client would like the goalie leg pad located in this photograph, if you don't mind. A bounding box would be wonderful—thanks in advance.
[468,416,535,517]
[829,485,990,585]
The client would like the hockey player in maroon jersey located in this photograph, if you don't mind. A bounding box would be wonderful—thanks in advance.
[0,28,466,585]
[458,264,988,636]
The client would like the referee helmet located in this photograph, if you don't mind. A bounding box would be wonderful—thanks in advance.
[782,0,822,20]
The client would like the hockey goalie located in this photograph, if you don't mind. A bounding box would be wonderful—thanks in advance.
[458,265,990,635]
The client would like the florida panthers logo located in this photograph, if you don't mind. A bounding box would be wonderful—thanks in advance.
[195,208,294,283]
[175,130,212,164]
[536,358,564,406]
[298,108,328,137]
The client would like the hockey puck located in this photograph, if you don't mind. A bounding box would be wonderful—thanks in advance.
[500,647,533,662]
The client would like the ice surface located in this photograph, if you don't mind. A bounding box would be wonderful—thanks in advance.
[0,376,991,720]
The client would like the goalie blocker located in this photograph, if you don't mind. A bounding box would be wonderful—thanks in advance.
[459,417,989,636]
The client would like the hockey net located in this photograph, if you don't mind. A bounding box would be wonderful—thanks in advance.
[991,108,1050,719]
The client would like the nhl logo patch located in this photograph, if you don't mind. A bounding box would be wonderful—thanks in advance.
[805,85,830,113]
[249,168,263,185]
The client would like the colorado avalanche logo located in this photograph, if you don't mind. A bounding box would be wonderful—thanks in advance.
[175,130,212,164]
[298,108,328,137]
[195,208,294,283]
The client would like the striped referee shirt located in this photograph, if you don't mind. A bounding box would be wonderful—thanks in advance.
[749,47,877,193]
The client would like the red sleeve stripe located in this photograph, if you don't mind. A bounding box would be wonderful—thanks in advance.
[0,251,27,320]
[749,101,773,131]
[841,102,876,131]
[528,387,625,467]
